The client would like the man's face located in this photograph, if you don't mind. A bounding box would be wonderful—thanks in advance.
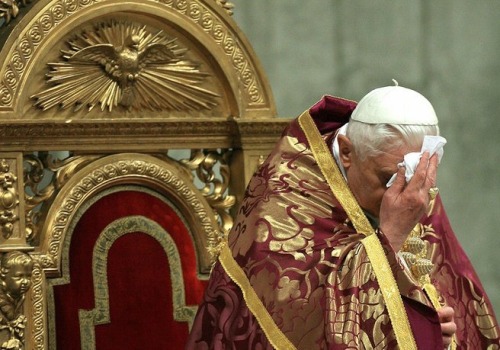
[338,136,419,218]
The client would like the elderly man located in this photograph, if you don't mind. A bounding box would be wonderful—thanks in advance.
[187,85,499,349]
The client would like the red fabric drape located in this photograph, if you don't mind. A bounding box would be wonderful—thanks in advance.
[53,190,207,349]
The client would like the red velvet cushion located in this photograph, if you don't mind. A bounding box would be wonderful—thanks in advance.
[53,190,207,349]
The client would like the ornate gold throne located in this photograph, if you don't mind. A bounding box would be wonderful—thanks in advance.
[0,1,287,348]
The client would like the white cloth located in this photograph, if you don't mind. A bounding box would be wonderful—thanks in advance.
[386,135,447,187]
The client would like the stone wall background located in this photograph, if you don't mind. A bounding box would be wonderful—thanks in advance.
[231,0,500,314]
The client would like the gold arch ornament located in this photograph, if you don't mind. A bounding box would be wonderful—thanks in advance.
[31,21,220,112]
[32,154,221,349]
[37,154,220,274]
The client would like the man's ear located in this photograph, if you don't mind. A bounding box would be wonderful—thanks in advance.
[337,135,354,169]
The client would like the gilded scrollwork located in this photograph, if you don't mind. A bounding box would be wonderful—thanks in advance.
[0,159,19,240]
[24,150,234,273]
[32,21,219,113]
[42,155,219,272]
[24,154,52,244]
[0,0,19,25]
[24,258,43,350]
[178,149,235,259]
[24,153,101,244]
[0,0,32,26]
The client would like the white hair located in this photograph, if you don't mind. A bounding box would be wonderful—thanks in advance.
[346,120,440,160]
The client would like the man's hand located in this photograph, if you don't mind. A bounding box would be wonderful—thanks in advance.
[438,306,457,348]
[379,152,438,251]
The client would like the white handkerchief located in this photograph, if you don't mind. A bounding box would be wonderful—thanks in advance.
[386,135,446,187]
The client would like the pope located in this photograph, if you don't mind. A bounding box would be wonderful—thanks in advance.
[187,84,499,349]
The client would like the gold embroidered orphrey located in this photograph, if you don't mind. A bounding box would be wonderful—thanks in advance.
[297,111,418,350]
[399,223,458,349]
[31,21,220,112]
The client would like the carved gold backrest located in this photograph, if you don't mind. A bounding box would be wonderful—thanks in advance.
[0,1,288,349]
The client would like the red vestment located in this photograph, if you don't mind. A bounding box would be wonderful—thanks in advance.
[187,96,499,349]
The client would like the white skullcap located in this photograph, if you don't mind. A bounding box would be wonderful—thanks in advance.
[351,83,438,125]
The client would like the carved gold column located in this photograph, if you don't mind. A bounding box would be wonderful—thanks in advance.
[0,152,31,252]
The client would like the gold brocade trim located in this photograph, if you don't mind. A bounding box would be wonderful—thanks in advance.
[218,243,297,350]
[298,112,418,350]
[422,280,443,318]
[403,224,458,349]
[422,281,458,350]
[297,111,372,235]
[362,235,418,350]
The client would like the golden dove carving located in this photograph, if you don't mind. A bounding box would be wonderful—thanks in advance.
[32,21,220,112]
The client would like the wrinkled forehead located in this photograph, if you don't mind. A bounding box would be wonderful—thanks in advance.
[365,148,405,168]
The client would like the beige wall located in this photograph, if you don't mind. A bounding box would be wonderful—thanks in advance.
[232,0,500,314]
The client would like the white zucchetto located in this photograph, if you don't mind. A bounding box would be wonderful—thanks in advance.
[351,85,438,125]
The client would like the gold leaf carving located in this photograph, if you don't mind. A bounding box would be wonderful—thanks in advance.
[0,0,266,110]
[27,259,44,350]
[32,21,219,112]
[214,0,234,16]
[0,0,32,26]
[24,153,101,244]
[0,251,34,349]
[0,0,19,25]
[44,156,219,272]
[179,149,235,258]
[0,159,19,240]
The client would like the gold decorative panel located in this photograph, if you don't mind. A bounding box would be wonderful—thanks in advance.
[0,1,288,348]
[0,153,30,251]
[0,0,275,119]
[32,20,220,112]
[37,153,220,274]
[0,159,19,240]
[31,154,223,349]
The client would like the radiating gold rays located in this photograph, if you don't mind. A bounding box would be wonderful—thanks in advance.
[32,21,219,112]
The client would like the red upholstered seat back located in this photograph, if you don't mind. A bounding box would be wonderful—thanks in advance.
[53,189,207,349]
